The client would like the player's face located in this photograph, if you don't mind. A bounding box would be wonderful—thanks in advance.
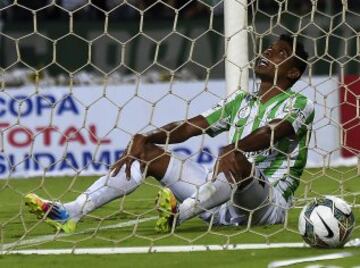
[255,40,298,82]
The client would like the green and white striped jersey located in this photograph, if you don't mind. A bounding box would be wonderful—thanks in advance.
[201,89,315,201]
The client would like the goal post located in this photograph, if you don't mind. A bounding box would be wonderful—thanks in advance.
[224,0,248,95]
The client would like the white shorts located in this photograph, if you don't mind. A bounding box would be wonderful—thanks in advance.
[161,152,290,226]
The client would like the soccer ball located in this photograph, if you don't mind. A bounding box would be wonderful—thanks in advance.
[298,195,355,248]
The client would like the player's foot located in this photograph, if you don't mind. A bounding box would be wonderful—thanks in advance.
[24,193,76,234]
[155,187,178,233]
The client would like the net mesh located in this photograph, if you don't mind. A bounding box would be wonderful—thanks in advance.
[0,0,359,251]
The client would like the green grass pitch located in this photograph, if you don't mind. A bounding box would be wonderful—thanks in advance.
[0,167,359,267]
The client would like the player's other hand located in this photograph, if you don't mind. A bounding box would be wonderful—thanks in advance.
[212,144,242,184]
[110,134,147,179]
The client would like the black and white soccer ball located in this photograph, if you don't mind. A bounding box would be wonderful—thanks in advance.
[298,195,355,248]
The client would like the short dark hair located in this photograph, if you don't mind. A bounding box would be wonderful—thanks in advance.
[279,34,309,78]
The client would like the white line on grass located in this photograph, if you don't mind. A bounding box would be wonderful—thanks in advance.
[2,238,359,255]
[267,252,353,268]
[1,216,157,251]
[2,243,307,255]
[2,215,359,255]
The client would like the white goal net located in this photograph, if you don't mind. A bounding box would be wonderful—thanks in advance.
[0,0,359,253]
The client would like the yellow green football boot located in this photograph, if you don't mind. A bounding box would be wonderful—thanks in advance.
[155,187,178,233]
[24,193,76,234]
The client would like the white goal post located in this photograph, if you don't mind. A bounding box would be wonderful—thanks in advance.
[224,0,249,95]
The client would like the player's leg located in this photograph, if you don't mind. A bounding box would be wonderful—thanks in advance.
[173,150,254,226]
[25,156,150,233]
[155,151,233,231]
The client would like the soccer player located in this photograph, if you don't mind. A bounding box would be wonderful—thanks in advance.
[25,34,314,233]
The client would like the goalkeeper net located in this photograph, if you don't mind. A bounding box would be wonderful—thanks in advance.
[0,0,359,253]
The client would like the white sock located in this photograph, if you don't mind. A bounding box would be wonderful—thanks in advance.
[64,161,144,222]
[177,173,233,224]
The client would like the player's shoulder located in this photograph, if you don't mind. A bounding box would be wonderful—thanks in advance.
[227,89,250,102]
[287,90,315,112]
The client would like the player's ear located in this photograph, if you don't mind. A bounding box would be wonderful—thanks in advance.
[287,67,300,81]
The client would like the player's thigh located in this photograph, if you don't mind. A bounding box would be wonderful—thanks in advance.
[231,169,287,225]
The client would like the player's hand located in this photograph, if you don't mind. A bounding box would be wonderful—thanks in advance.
[212,144,242,184]
[110,134,147,179]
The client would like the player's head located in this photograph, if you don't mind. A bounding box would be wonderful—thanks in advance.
[255,34,308,87]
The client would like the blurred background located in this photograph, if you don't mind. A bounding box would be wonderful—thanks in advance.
[0,0,359,87]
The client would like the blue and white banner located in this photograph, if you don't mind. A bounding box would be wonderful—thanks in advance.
[0,78,352,179]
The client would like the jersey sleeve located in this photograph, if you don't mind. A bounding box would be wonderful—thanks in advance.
[277,95,315,138]
[201,91,244,137]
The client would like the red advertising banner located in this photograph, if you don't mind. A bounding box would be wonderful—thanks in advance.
[340,75,360,158]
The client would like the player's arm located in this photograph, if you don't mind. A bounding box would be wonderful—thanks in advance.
[111,115,209,177]
[236,118,295,152]
[214,119,295,182]
[129,115,210,151]
[142,115,210,144]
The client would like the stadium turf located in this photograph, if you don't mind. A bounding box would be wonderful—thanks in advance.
[0,167,359,267]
